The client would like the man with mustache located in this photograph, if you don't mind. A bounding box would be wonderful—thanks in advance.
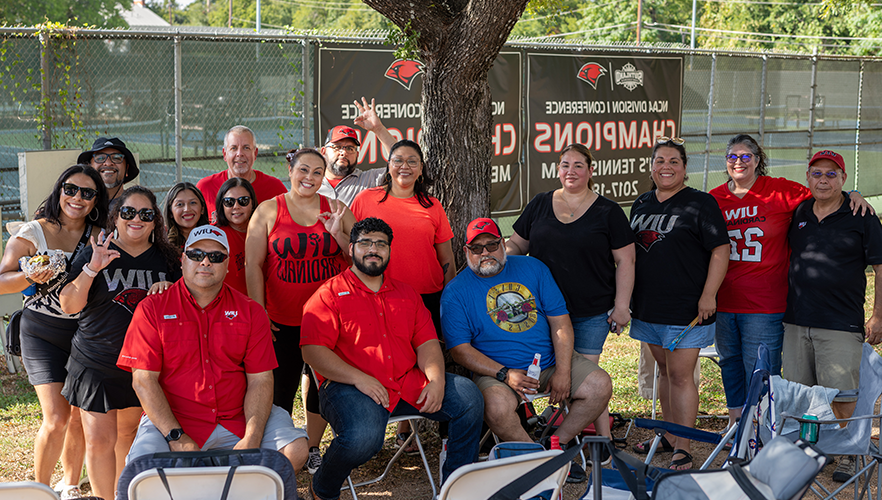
[440,217,613,483]
[79,137,140,204]
[300,217,483,500]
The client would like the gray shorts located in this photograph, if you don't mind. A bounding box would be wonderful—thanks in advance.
[126,405,307,463]
[782,323,862,403]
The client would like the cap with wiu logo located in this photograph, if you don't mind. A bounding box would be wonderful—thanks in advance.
[808,150,845,173]
[185,225,230,252]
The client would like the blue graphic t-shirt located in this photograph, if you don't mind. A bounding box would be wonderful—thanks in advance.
[440,256,568,371]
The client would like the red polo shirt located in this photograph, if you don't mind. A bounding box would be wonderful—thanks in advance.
[118,280,277,447]
[300,269,437,411]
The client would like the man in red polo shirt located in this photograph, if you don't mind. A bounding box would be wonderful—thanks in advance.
[300,217,483,500]
[197,125,287,224]
[118,225,308,470]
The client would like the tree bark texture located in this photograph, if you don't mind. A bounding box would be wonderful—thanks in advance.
[363,0,529,269]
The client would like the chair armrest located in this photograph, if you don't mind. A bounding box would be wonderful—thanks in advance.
[634,418,722,445]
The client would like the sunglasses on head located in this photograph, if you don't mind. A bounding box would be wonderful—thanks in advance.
[222,196,251,208]
[466,239,503,255]
[185,249,229,263]
[726,154,754,163]
[119,206,156,222]
[656,136,685,145]
[62,183,98,201]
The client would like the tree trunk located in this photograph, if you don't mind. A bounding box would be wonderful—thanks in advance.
[363,0,529,269]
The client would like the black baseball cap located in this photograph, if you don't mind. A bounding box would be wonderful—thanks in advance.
[78,137,139,183]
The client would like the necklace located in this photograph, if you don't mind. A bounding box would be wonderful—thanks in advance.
[559,189,591,217]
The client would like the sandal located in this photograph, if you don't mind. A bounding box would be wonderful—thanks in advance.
[670,449,693,470]
[396,432,420,456]
[632,435,674,455]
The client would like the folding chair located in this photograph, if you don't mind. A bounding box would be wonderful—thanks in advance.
[438,449,568,500]
[0,481,59,500]
[779,342,882,500]
[127,465,284,500]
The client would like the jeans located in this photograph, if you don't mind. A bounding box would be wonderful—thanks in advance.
[715,312,784,409]
[312,373,484,500]
[571,313,611,355]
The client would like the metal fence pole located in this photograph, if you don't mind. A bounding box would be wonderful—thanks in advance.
[40,33,51,150]
[807,47,819,160]
[702,54,717,192]
[174,36,183,181]
[759,56,767,145]
[854,61,863,191]
[302,37,311,147]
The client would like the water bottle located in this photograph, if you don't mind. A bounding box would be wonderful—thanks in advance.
[526,353,541,380]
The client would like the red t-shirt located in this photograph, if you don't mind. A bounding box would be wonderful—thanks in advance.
[117,281,277,447]
[350,188,454,294]
[197,170,287,225]
[264,195,348,326]
[300,269,438,411]
[710,176,811,314]
[219,225,247,296]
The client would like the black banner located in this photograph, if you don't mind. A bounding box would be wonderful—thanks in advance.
[315,44,523,214]
[527,53,683,205]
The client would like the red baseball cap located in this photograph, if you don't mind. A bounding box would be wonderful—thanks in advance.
[809,150,846,173]
[466,218,502,245]
[325,126,360,146]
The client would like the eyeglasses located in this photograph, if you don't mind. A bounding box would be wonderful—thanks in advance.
[326,144,358,154]
[809,170,841,179]
[93,153,126,165]
[222,196,251,208]
[656,136,685,145]
[726,154,754,163]
[119,206,156,222]
[355,238,390,250]
[184,249,229,263]
[62,183,98,201]
[390,158,420,168]
[466,239,503,255]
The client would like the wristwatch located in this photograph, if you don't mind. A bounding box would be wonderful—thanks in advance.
[164,428,185,442]
[495,367,509,383]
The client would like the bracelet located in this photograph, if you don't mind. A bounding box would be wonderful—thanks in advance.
[849,189,861,196]
[24,274,35,285]
[82,263,98,278]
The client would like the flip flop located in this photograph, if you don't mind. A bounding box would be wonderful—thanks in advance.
[670,449,693,470]
[632,435,674,454]
[396,432,420,456]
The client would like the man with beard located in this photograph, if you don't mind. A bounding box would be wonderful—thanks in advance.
[197,125,287,224]
[79,137,140,203]
[440,218,612,483]
[300,217,483,500]
[317,98,397,207]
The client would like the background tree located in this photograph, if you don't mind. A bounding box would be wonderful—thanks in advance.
[1,0,133,27]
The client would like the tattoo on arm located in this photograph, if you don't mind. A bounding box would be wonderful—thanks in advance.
[442,263,450,275]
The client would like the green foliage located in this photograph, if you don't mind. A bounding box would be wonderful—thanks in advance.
[386,20,420,61]
[0,0,132,28]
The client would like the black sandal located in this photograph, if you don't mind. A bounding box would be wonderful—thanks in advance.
[632,435,674,455]
[670,449,693,470]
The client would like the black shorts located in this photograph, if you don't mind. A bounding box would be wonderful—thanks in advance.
[62,356,141,413]
[20,308,78,386]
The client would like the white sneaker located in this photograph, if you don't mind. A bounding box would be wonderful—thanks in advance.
[60,485,83,499]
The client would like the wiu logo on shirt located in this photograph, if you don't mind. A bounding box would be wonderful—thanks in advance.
[631,214,679,251]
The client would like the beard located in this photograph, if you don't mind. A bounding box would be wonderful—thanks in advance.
[354,254,388,277]
[468,253,506,277]
[328,158,355,178]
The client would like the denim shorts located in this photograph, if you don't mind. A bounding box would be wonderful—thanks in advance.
[572,313,611,355]
[629,318,715,350]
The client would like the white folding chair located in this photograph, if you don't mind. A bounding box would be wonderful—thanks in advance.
[438,449,567,500]
[0,481,59,499]
[127,465,284,500]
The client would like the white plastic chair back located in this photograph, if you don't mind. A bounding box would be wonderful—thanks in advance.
[0,481,59,499]
[127,465,283,500]
[438,449,567,500]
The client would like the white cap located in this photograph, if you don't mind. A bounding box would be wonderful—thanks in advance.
[184,225,230,252]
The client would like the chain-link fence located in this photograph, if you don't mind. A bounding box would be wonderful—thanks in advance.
[1,27,881,230]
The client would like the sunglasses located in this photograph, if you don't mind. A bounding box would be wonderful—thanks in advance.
[185,249,229,263]
[119,206,156,222]
[656,136,685,145]
[62,183,98,201]
[809,170,841,179]
[726,154,754,163]
[466,238,503,255]
[93,153,126,165]
[222,196,251,208]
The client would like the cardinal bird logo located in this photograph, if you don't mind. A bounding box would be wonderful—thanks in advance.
[473,221,491,231]
[113,288,149,314]
[385,59,425,90]
[635,230,664,252]
[577,62,607,90]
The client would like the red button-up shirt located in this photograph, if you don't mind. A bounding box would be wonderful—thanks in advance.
[118,280,277,447]
[300,269,437,411]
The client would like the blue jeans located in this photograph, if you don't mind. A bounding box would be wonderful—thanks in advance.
[572,313,611,355]
[715,312,784,409]
[312,373,484,500]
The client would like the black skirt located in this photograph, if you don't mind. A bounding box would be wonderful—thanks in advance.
[20,308,78,386]
[61,356,141,413]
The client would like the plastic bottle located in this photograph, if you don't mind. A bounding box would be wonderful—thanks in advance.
[549,435,562,450]
[527,353,541,379]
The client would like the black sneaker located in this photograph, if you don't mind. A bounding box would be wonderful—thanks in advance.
[306,446,322,475]
[832,455,856,483]
[566,460,587,483]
